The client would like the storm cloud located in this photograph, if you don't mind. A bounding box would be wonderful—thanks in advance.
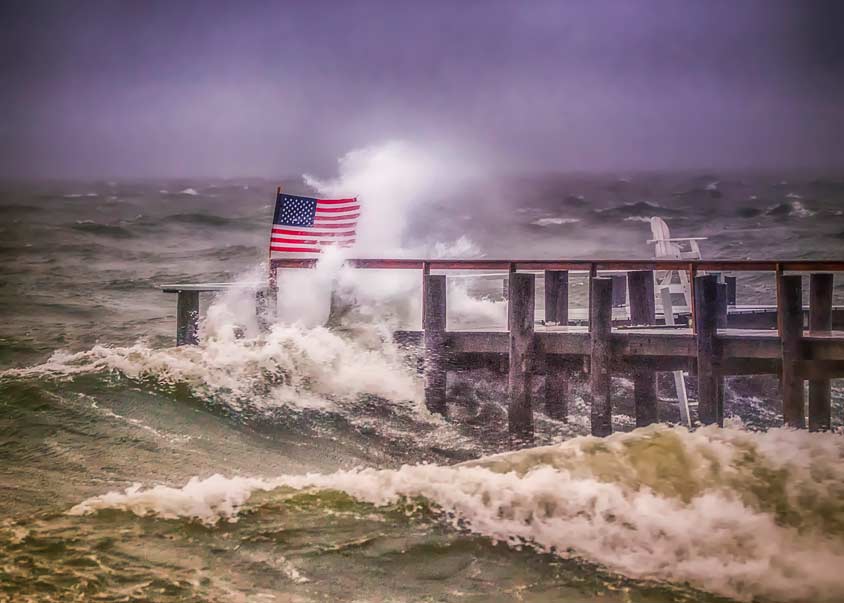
[1,0,842,178]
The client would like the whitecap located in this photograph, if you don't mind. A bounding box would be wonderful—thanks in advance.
[531,217,581,226]
[69,424,844,603]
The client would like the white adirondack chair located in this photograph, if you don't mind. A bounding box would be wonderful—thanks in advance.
[648,217,708,312]
[648,217,708,427]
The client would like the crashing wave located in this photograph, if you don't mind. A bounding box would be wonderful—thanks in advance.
[69,424,844,603]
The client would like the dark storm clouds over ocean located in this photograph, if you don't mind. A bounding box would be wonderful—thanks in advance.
[1,0,843,179]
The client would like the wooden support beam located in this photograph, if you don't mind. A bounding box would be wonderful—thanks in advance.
[590,277,613,436]
[779,274,804,428]
[725,276,737,306]
[715,282,728,424]
[268,267,278,319]
[508,273,536,445]
[694,275,720,425]
[628,271,655,324]
[255,288,271,332]
[809,273,833,431]
[176,290,200,346]
[544,270,569,325]
[716,283,728,329]
[628,271,657,427]
[424,274,447,415]
[421,261,430,326]
[544,356,569,421]
[611,275,627,308]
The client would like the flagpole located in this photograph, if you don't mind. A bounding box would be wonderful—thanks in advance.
[267,185,281,321]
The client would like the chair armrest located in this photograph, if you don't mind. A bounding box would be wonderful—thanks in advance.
[647,237,708,244]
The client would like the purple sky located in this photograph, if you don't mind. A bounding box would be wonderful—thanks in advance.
[1,0,842,178]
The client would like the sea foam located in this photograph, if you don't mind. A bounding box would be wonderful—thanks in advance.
[69,424,844,602]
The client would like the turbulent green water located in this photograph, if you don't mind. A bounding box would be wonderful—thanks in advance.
[2,174,844,602]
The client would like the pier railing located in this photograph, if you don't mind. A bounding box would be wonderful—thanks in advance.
[166,259,844,443]
[272,258,843,440]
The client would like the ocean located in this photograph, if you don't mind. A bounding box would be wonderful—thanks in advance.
[2,162,844,602]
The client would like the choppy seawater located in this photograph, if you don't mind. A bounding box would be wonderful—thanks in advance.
[1,172,844,602]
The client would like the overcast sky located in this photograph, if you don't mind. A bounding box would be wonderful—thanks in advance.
[1,0,842,178]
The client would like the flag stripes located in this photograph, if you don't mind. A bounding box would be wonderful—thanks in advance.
[270,193,359,258]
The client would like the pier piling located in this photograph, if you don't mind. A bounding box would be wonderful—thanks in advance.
[544,270,569,324]
[544,356,569,421]
[809,273,833,431]
[695,275,720,425]
[255,288,271,332]
[423,274,447,415]
[779,274,804,428]
[590,277,613,436]
[611,275,627,308]
[508,273,536,445]
[176,291,200,346]
[628,270,657,427]
[725,276,737,306]
[715,282,728,424]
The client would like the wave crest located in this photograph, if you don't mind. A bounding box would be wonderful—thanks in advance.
[69,424,844,602]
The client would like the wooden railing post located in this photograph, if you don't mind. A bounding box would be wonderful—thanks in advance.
[628,270,657,427]
[611,274,627,308]
[725,276,737,306]
[694,275,719,425]
[544,270,569,325]
[715,282,729,424]
[809,273,833,431]
[176,290,200,346]
[421,261,431,327]
[779,274,804,428]
[424,274,447,416]
[590,277,613,436]
[543,269,570,421]
[688,263,698,334]
[508,273,536,446]
[587,263,597,326]
[256,288,271,332]
[267,265,278,320]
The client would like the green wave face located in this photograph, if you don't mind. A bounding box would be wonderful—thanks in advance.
[2,487,731,603]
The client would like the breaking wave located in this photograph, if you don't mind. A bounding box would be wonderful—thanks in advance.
[70,424,844,603]
[0,323,422,414]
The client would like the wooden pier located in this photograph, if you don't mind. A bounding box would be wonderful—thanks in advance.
[163,259,844,440]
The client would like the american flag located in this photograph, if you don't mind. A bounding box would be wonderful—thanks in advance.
[270,193,359,257]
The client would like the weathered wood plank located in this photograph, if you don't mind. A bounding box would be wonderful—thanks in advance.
[176,290,200,346]
[611,275,627,308]
[544,270,569,325]
[270,258,844,273]
[544,356,569,421]
[508,273,536,445]
[255,288,271,332]
[590,277,613,436]
[695,275,720,425]
[808,273,833,431]
[779,274,804,428]
[628,270,657,427]
[725,276,737,306]
[424,275,448,415]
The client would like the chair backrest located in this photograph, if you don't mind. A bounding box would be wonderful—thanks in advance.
[650,217,679,258]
